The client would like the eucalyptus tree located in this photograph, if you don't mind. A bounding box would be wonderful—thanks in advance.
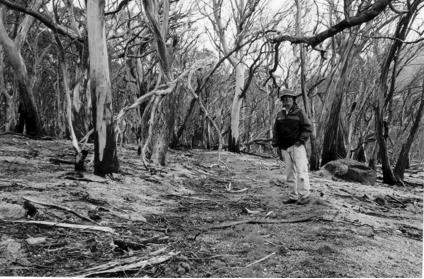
[86,0,120,175]
[394,76,424,180]
[202,0,273,153]
[372,0,423,184]
[266,0,411,175]
[0,0,43,136]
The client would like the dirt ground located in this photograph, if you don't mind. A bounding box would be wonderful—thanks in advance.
[0,133,423,278]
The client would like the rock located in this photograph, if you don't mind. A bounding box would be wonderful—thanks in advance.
[0,203,26,220]
[322,159,376,185]
[26,237,47,245]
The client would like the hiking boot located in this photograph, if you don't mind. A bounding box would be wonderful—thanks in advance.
[297,197,310,205]
[282,198,298,204]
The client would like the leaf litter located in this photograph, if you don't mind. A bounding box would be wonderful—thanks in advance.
[0,133,422,277]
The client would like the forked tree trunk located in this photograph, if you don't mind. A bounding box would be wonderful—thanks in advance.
[394,79,424,179]
[86,0,119,175]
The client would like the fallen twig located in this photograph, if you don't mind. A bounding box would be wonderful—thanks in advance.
[245,252,276,267]
[187,255,225,261]
[23,197,99,225]
[0,181,43,190]
[219,159,229,170]
[137,235,170,245]
[203,214,318,230]
[7,220,115,233]
[49,158,74,165]
[62,176,97,182]
[241,207,262,215]
[226,187,249,193]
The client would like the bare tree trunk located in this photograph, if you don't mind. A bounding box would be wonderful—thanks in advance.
[0,44,15,130]
[228,63,245,152]
[170,95,197,148]
[86,0,119,175]
[321,19,373,166]
[0,5,42,136]
[394,78,424,180]
[295,0,319,169]
[374,0,420,184]
[141,0,175,166]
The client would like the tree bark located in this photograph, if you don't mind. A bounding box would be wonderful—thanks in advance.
[394,78,424,180]
[86,0,119,175]
[0,10,42,136]
[228,63,245,152]
[374,0,420,184]
[0,44,15,131]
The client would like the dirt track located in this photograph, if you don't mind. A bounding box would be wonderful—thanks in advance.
[0,134,422,277]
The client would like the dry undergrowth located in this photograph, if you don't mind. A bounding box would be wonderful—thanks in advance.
[0,133,423,278]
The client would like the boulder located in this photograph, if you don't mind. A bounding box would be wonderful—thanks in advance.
[322,159,376,185]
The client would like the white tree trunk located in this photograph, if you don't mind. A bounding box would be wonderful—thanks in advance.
[0,9,41,136]
[229,63,245,150]
[87,0,119,175]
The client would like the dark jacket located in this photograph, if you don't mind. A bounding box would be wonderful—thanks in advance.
[272,104,312,150]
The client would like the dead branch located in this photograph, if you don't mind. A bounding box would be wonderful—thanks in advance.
[7,220,115,233]
[385,195,405,205]
[49,158,74,165]
[245,252,276,267]
[227,188,248,193]
[203,214,318,230]
[76,251,179,277]
[23,197,100,225]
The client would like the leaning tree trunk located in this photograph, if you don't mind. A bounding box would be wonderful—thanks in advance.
[86,0,119,175]
[0,8,42,136]
[394,78,424,180]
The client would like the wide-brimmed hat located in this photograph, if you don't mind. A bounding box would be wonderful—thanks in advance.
[279,88,301,99]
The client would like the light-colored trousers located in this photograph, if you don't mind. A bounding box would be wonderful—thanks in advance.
[282,144,310,200]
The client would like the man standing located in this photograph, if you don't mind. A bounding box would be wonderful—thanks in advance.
[272,89,312,205]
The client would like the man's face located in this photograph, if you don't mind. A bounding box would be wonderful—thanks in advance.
[281,96,294,110]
